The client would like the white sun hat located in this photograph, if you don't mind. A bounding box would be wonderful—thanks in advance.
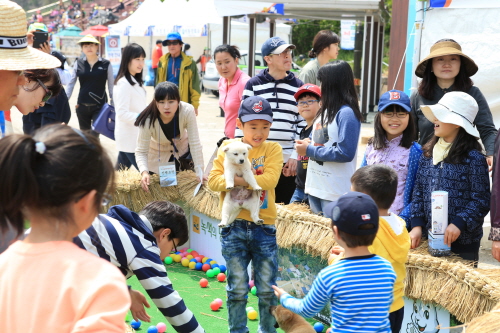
[0,0,61,70]
[420,91,479,138]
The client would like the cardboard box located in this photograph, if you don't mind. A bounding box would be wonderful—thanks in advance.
[428,231,451,257]
[431,191,448,235]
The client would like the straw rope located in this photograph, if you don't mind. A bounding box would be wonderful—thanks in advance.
[113,169,500,326]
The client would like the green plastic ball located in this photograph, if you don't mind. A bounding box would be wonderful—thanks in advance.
[206,269,215,278]
[164,256,173,265]
[251,286,257,295]
[187,249,193,253]
[212,267,221,275]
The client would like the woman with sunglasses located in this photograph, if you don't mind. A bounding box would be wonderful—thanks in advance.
[66,35,114,136]
[155,32,201,116]
[15,68,62,115]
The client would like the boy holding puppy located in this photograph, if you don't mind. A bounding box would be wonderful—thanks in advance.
[208,96,283,333]
[272,192,396,332]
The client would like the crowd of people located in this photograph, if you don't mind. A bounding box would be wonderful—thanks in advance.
[1,0,500,332]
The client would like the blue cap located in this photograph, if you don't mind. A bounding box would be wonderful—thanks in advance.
[378,90,411,112]
[324,192,379,236]
[162,32,183,46]
[238,96,273,124]
[261,36,295,57]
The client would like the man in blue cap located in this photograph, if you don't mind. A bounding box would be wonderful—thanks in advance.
[156,32,201,115]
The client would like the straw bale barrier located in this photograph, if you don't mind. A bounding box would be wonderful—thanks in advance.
[113,170,500,327]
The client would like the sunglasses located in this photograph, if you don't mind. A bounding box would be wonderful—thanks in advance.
[165,41,180,46]
[37,79,53,103]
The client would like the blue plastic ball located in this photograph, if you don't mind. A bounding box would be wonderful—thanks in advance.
[195,262,203,270]
[211,263,219,269]
[219,265,227,273]
[313,322,324,332]
[147,325,159,333]
[190,258,197,262]
[130,319,141,329]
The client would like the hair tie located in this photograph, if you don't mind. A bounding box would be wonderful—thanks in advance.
[35,141,46,154]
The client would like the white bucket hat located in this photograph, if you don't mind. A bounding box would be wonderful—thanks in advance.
[420,91,479,138]
[0,0,61,70]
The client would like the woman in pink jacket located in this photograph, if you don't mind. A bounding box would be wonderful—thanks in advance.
[215,45,250,138]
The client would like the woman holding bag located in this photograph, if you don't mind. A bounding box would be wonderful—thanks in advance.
[113,43,147,170]
[135,82,204,192]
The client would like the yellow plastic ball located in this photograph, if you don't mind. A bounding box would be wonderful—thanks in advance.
[173,255,182,263]
[189,261,196,269]
[247,310,258,320]
[186,255,194,260]
[202,257,208,263]
[209,260,217,265]
[181,258,190,267]
[169,253,176,258]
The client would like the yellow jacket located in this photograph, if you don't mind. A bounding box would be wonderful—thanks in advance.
[208,139,283,224]
[156,52,201,109]
[368,215,411,312]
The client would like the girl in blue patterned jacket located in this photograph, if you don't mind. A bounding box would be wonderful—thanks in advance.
[409,92,490,263]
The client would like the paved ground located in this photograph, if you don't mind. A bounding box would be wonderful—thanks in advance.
[9,83,500,269]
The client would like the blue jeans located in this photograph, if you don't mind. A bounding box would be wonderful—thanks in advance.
[116,151,138,170]
[289,187,308,204]
[308,195,332,215]
[221,219,278,333]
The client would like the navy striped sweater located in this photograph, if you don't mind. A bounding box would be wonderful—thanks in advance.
[235,68,305,162]
[281,254,395,332]
[74,205,204,333]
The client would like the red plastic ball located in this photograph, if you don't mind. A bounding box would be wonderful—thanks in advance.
[199,278,209,288]
[217,273,226,282]
[202,264,211,272]
[210,301,220,311]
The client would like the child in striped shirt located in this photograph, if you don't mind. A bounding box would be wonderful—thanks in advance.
[272,192,396,333]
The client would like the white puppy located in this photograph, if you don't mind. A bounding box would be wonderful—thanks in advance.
[220,141,263,227]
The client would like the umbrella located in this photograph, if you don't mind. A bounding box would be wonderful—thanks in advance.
[55,25,83,37]
[80,24,109,37]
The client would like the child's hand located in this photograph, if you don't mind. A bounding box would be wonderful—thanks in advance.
[409,226,422,249]
[129,289,151,322]
[328,246,345,265]
[444,224,461,247]
[272,285,286,300]
[295,139,309,156]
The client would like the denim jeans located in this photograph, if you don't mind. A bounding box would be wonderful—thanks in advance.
[289,187,309,204]
[308,195,332,215]
[221,219,278,333]
[116,151,138,171]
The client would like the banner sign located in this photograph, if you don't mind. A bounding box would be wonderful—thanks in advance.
[340,20,356,50]
[105,35,121,78]
[430,0,500,8]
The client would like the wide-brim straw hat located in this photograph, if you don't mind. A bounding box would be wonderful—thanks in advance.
[77,34,100,44]
[0,0,61,70]
[420,91,479,138]
[415,41,478,78]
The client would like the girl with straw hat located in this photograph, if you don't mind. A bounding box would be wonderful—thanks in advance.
[410,38,497,169]
[409,91,490,264]
[0,0,61,111]
[66,34,114,136]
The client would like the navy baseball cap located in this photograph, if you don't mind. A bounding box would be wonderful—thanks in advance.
[324,192,379,236]
[378,89,411,112]
[261,36,296,57]
[162,32,183,46]
[238,96,273,124]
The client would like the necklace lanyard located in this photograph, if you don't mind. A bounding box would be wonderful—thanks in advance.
[157,116,179,165]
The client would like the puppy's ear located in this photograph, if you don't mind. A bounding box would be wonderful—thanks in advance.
[245,144,253,151]
[223,146,230,153]
[277,307,292,323]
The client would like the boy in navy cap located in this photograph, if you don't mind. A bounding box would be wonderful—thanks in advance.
[209,96,283,333]
[273,192,396,333]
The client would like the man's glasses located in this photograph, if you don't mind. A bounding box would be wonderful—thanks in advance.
[165,41,180,46]
[297,100,319,107]
[171,237,178,253]
[37,79,53,102]
[381,111,408,118]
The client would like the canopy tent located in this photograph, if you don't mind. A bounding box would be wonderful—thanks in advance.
[80,24,109,37]
[405,1,500,126]
[54,25,82,37]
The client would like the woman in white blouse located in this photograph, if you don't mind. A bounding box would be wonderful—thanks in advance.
[114,43,147,170]
[134,82,204,192]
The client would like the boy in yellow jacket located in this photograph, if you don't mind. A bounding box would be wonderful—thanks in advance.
[208,96,283,333]
[330,164,410,333]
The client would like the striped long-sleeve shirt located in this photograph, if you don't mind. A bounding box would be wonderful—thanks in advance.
[235,69,305,162]
[280,254,396,333]
[74,205,204,333]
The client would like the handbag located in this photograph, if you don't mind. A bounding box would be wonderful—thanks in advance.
[92,103,115,140]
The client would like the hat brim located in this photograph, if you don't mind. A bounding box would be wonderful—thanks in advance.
[240,114,273,124]
[0,47,61,70]
[415,47,478,78]
[421,104,479,138]
[162,39,183,46]
[379,101,411,112]
[77,38,100,44]
[270,44,296,55]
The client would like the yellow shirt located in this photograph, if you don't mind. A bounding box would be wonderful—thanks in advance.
[208,139,283,224]
[368,215,411,312]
